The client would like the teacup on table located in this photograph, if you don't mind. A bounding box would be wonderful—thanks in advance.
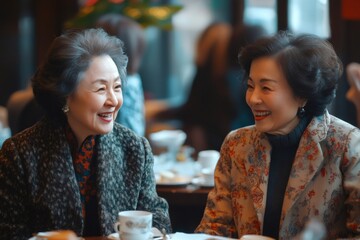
[197,150,220,171]
[201,168,215,186]
[114,210,153,240]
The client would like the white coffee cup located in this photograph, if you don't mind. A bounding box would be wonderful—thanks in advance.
[114,210,153,240]
[197,150,220,171]
[201,168,215,186]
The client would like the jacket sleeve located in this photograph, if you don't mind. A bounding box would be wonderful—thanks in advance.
[0,139,32,239]
[136,137,172,233]
[342,127,360,238]
[194,134,238,238]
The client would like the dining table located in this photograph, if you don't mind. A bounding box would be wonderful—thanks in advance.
[80,184,213,239]
[156,183,211,233]
[152,153,213,233]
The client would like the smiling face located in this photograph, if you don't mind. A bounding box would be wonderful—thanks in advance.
[246,56,305,135]
[66,55,122,144]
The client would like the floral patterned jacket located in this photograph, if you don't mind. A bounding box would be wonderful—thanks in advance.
[195,111,360,239]
[0,118,171,239]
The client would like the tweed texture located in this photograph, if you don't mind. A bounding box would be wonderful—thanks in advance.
[0,118,171,239]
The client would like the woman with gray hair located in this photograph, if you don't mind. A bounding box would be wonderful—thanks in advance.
[0,28,171,239]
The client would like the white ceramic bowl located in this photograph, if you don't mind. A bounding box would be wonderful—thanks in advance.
[149,130,186,149]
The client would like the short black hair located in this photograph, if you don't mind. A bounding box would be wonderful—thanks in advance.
[239,31,343,117]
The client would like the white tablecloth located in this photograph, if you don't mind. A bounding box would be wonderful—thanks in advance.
[108,232,237,240]
[170,232,237,240]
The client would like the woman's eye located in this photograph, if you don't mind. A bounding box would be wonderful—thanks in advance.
[97,87,106,92]
[247,84,254,89]
[114,84,122,91]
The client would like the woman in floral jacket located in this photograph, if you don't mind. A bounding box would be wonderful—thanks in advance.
[0,28,171,239]
[195,31,360,239]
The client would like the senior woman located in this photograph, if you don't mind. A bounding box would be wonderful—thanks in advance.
[0,28,171,239]
[195,31,360,239]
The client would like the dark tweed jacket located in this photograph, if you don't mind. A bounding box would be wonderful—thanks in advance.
[0,118,171,239]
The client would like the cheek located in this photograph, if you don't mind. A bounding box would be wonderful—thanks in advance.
[116,93,123,109]
[245,91,252,106]
[272,95,297,114]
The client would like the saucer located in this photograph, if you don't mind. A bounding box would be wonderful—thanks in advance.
[156,175,192,187]
[108,228,162,240]
[191,177,214,188]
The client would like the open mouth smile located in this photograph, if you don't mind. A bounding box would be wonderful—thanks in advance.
[98,112,113,122]
[253,111,271,121]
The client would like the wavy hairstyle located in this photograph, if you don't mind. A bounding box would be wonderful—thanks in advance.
[239,31,343,117]
[32,28,128,124]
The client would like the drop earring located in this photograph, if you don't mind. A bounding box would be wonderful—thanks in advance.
[297,107,305,118]
[62,105,69,113]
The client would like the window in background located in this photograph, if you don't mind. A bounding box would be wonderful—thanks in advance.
[140,0,229,103]
[288,0,330,38]
[244,0,277,35]
[168,0,214,105]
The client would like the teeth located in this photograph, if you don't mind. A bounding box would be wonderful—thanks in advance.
[99,113,112,118]
[255,111,271,117]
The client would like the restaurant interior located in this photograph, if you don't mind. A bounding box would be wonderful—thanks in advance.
[1,0,360,237]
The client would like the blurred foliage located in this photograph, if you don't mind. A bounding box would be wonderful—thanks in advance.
[65,0,182,30]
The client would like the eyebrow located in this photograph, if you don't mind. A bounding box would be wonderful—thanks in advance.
[248,77,278,84]
[91,76,121,84]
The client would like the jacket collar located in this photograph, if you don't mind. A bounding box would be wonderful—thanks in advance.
[244,111,330,230]
[281,111,330,219]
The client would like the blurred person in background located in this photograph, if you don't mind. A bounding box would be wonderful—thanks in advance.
[96,13,146,136]
[6,85,44,135]
[196,31,360,239]
[346,62,360,127]
[0,106,11,147]
[0,28,171,239]
[155,23,266,153]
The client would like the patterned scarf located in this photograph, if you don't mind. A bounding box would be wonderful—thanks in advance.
[65,125,97,217]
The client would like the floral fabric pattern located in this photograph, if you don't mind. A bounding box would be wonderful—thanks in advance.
[195,111,360,239]
[0,118,171,239]
[65,126,97,217]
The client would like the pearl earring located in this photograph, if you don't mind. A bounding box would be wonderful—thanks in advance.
[62,105,69,113]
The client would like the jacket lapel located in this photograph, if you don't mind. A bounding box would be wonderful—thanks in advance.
[95,128,125,233]
[281,112,330,221]
[41,121,84,233]
[244,131,272,228]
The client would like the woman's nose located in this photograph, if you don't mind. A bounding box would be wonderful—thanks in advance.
[248,89,262,105]
[106,89,119,106]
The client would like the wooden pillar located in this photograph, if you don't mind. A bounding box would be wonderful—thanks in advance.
[277,0,288,31]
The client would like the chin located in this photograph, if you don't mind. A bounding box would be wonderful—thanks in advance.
[96,125,114,135]
[254,123,268,133]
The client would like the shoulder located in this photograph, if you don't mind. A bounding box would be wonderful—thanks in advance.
[1,118,65,167]
[102,123,150,151]
[304,113,360,155]
[225,125,261,142]
[327,114,360,144]
[3,118,59,148]
[328,114,359,133]
[221,125,265,152]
